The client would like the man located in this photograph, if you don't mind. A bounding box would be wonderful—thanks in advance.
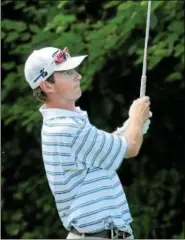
[24,47,151,239]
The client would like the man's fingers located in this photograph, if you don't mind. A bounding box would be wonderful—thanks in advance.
[145,101,150,106]
[142,96,150,102]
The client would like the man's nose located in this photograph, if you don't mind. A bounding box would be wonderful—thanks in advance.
[74,71,82,81]
[77,73,82,80]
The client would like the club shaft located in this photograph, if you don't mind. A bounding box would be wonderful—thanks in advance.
[140,0,152,98]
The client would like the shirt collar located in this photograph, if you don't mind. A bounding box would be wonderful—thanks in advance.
[39,105,87,120]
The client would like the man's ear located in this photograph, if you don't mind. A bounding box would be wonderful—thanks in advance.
[39,81,55,93]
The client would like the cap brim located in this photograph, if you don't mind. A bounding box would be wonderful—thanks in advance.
[54,55,87,71]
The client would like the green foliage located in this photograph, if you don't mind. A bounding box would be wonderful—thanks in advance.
[2,0,184,239]
[126,159,182,239]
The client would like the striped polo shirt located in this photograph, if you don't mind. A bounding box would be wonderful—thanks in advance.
[39,106,133,234]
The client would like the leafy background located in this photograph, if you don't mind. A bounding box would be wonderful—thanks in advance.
[1,0,185,239]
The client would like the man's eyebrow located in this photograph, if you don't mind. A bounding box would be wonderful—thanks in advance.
[63,70,71,74]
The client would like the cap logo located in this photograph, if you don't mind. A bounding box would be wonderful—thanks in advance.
[53,48,70,64]
[33,68,48,82]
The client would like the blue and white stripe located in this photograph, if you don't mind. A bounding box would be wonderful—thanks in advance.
[39,106,133,234]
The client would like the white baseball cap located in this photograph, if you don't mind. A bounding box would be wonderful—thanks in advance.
[24,47,87,89]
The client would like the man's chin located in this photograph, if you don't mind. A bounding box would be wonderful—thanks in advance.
[76,91,82,100]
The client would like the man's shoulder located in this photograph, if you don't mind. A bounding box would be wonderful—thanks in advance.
[42,116,85,136]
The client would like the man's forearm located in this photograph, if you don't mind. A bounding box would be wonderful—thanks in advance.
[123,118,143,158]
[113,118,151,136]
[115,117,144,158]
[124,117,143,155]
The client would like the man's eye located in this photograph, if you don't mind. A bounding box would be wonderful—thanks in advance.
[66,70,74,75]
[63,71,70,75]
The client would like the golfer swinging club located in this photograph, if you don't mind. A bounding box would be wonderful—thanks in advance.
[24,47,151,239]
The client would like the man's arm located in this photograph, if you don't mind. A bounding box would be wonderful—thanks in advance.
[113,112,152,136]
[120,117,144,158]
[72,97,150,170]
[113,117,151,158]
[113,97,151,158]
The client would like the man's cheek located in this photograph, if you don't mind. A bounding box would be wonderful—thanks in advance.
[63,75,73,81]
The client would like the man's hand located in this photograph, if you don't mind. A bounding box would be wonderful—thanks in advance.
[129,96,151,125]
[113,96,151,158]
[114,112,152,136]
[114,97,152,136]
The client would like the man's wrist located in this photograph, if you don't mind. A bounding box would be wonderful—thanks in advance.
[129,115,144,127]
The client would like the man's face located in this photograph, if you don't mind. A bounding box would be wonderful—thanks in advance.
[44,69,82,101]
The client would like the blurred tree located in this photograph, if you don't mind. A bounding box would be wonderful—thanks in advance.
[2,0,184,239]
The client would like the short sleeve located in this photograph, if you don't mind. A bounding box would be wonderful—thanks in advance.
[72,122,128,171]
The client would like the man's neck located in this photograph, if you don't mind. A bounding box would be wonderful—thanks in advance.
[44,99,76,111]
